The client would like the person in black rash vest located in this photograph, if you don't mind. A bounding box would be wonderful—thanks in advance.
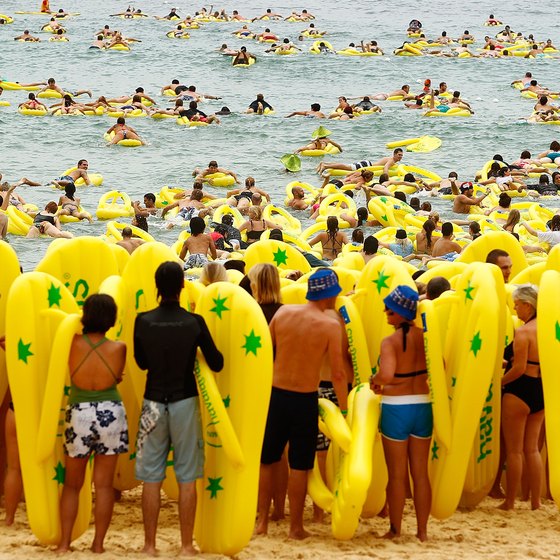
[134,261,223,556]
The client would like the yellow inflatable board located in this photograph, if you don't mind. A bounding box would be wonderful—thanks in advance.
[194,282,273,556]
[354,256,416,373]
[418,300,452,450]
[330,385,378,540]
[5,272,92,545]
[98,274,141,491]
[457,230,528,279]
[430,263,505,520]
[460,264,506,507]
[361,431,388,517]
[244,239,311,274]
[0,241,20,403]
[537,270,560,508]
[36,237,120,306]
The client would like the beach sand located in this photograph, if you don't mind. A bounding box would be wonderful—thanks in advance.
[2,490,559,559]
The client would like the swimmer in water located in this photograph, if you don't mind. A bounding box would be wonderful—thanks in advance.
[106,117,146,145]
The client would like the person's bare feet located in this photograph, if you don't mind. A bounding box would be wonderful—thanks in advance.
[90,543,105,554]
[417,530,428,542]
[179,544,198,556]
[498,501,514,511]
[531,501,541,511]
[289,528,311,540]
[141,544,158,556]
[255,517,268,535]
[54,545,72,554]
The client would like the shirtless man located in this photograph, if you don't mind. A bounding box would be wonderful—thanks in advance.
[90,35,106,49]
[179,216,217,269]
[287,186,309,210]
[0,172,41,188]
[452,182,491,213]
[256,268,348,539]
[430,222,462,258]
[14,30,41,42]
[52,159,92,188]
[511,72,533,88]
[117,227,145,254]
[252,9,283,21]
[285,103,326,118]
[38,78,91,98]
[317,148,403,175]
[108,87,157,106]
[523,80,560,97]
[372,85,415,101]
[161,190,210,228]
[193,160,240,184]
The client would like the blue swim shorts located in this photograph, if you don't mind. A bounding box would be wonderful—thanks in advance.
[380,394,433,441]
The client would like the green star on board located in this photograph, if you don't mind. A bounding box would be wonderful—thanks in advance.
[372,269,391,294]
[431,440,440,460]
[451,376,457,388]
[17,339,33,364]
[272,248,288,266]
[463,281,475,302]
[555,321,560,343]
[47,283,62,308]
[53,461,65,485]
[242,330,262,356]
[381,214,388,223]
[206,476,224,499]
[210,295,229,319]
[63,385,71,397]
[470,331,483,357]
[223,395,231,408]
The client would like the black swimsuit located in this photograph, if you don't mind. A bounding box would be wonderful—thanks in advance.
[502,341,544,414]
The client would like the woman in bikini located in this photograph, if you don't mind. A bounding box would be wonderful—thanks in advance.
[56,294,127,553]
[105,117,145,145]
[58,183,93,222]
[500,284,543,511]
[238,206,280,244]
[26,201,73,238]
[371,285,431,541]
[307,216,349,260]
[227,177,271,210]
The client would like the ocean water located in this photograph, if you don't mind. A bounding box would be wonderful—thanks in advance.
[1,0,559,269]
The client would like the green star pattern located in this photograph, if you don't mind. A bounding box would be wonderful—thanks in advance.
[372,269,391,294]
[206,476,224,499]
[555,321,560,343]
[47,283,62,308]
[210,295,229,319]
[17,339,33,364]
[381,214,388,223]
[451,376,457,388]
[272,248,288,266]
[223,395,231,408]
[470,331,483,357]
[431,440,440,460]
[63,385,71,397]
[463,281,475,302]
[53,461,65,485]
[242,330,262,356]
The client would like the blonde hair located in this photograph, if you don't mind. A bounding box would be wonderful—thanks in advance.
[513,283,538,310]
[248,263,281,304]
[248,205,263,220]
[200,262,227,286]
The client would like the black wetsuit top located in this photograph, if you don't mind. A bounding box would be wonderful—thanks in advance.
[248,99,273,112]
[134,300,223,403]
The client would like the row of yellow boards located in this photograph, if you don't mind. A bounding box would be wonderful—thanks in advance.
[1,236,560,554]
